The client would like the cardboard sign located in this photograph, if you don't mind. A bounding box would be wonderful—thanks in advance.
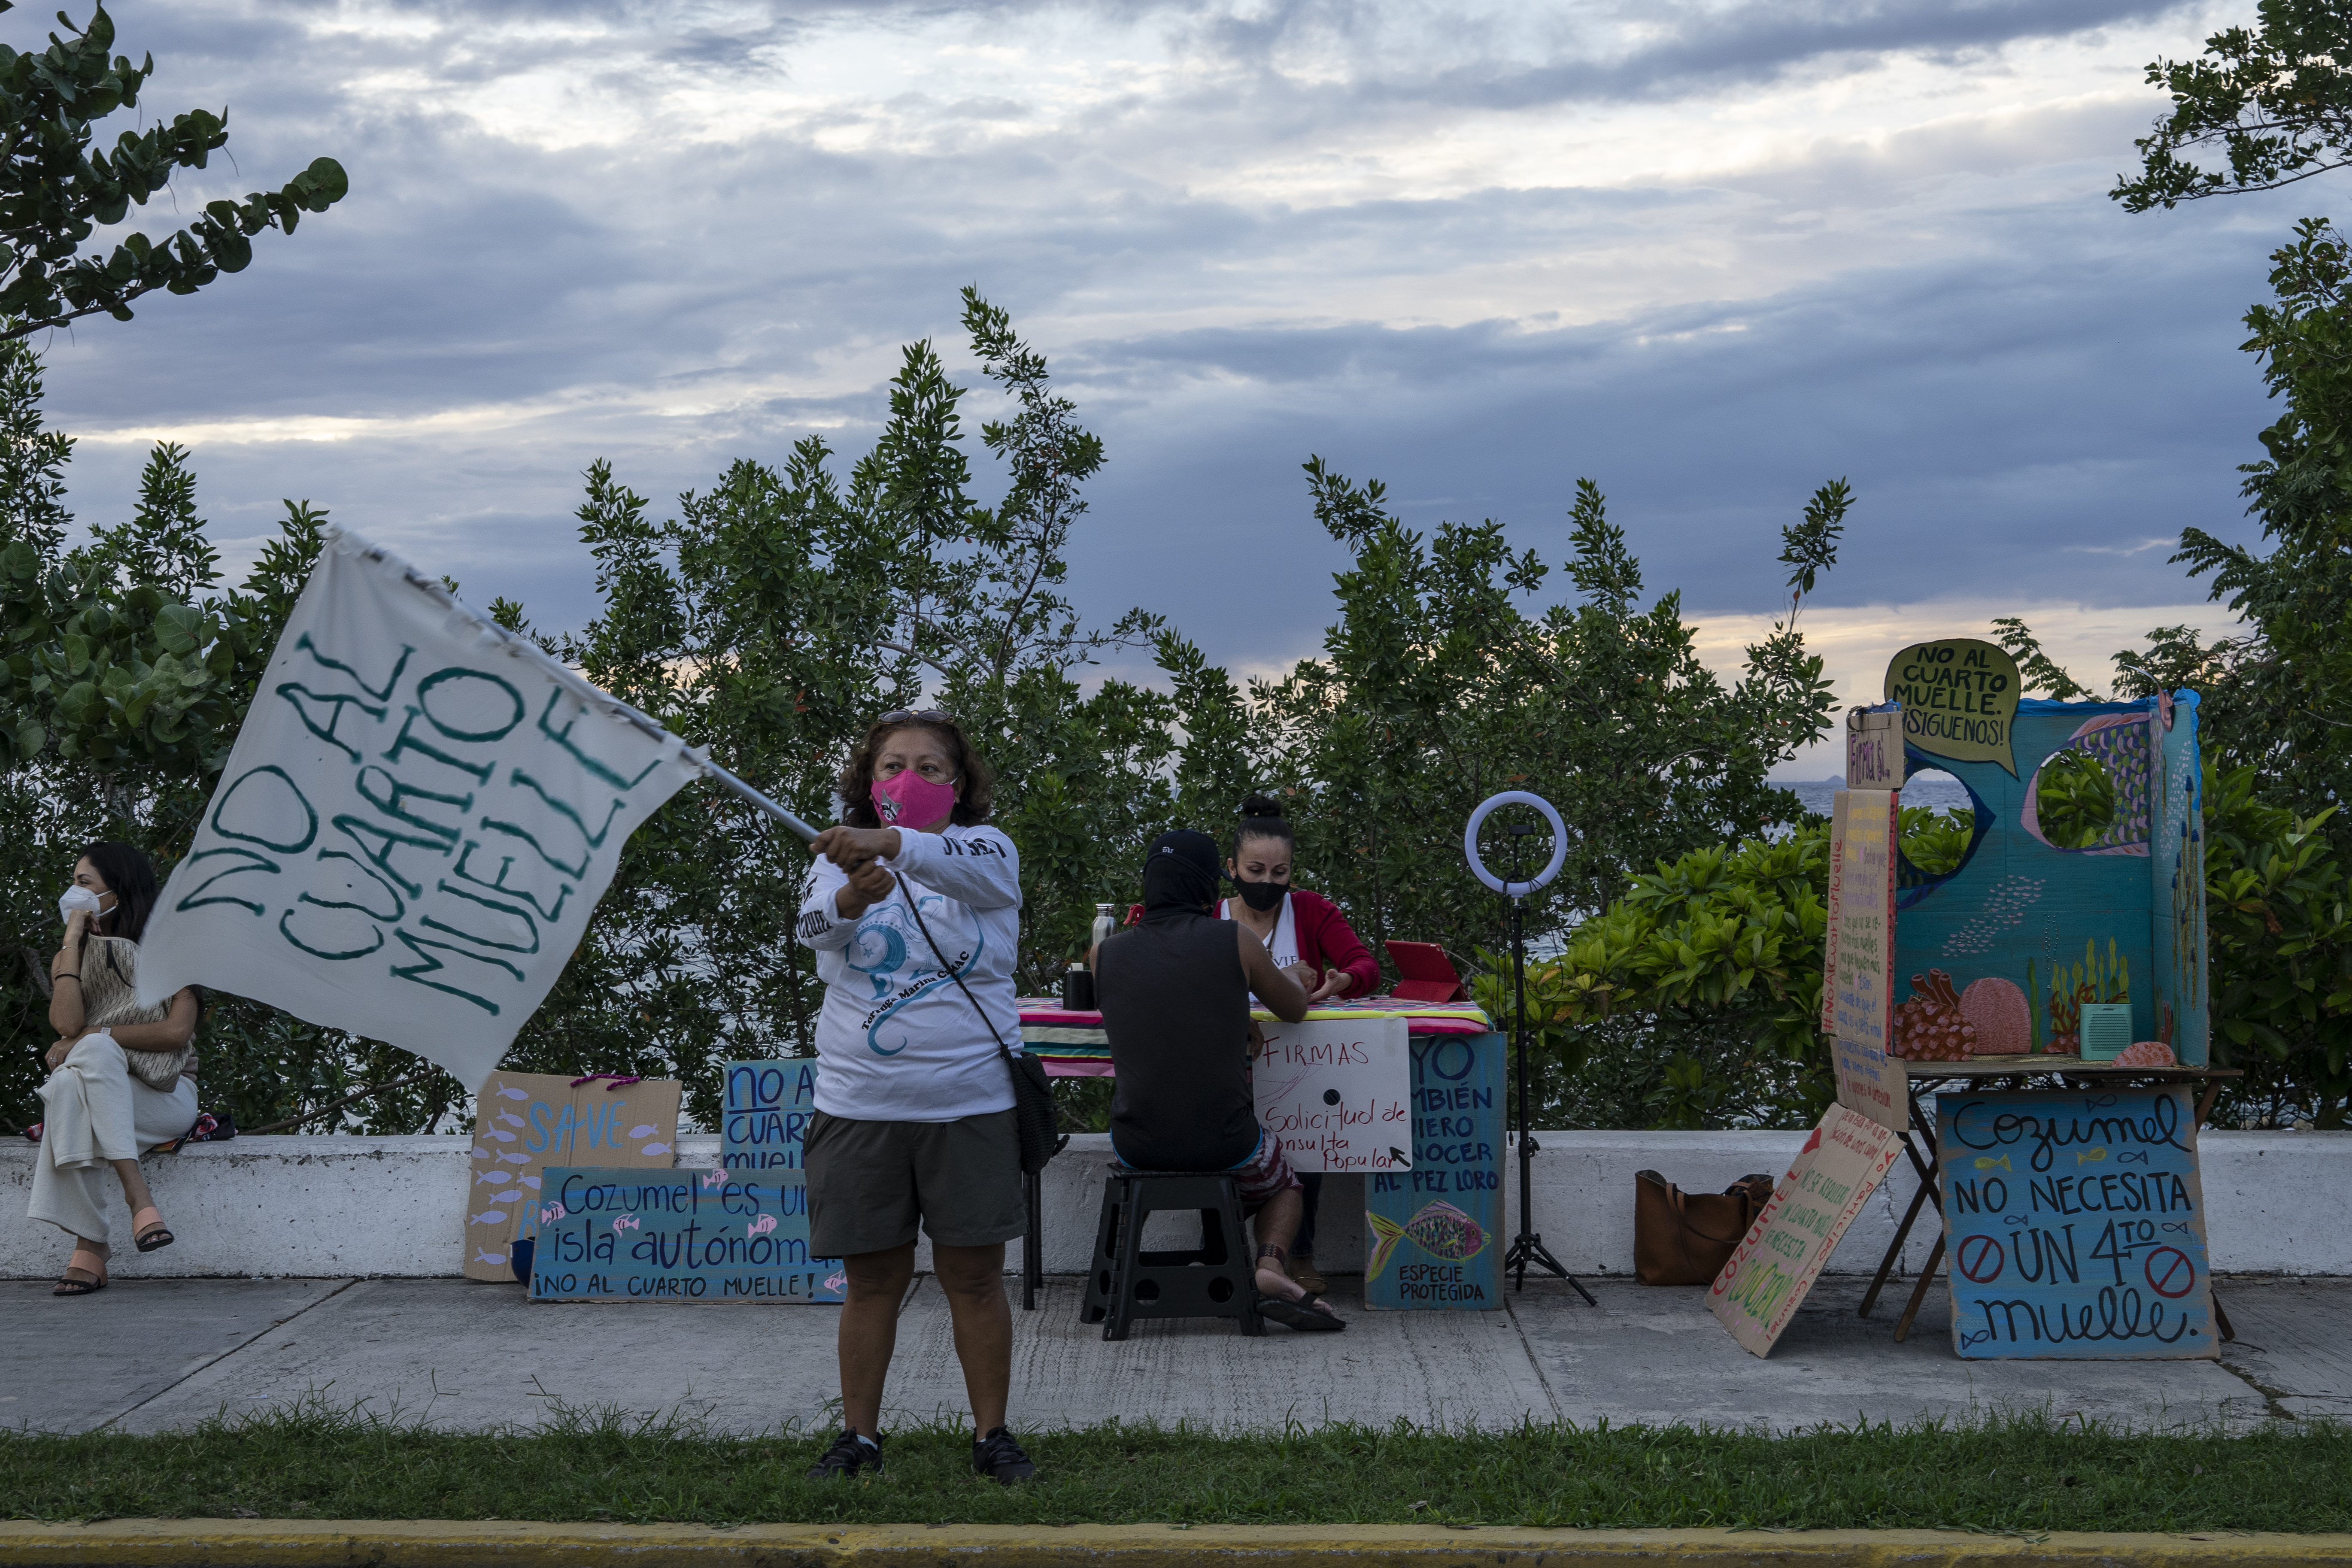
[1709,1105,1902,1357]
[721,1058,817,1172]
[529,1167,845,1303]
[464,1071,682,1282]
[1366,1032,1504,1311]
[1825,790,1898,1051]
[1938,1086,2215,1359]
[1845,707,1902,789]
[1831,1036,1907,1133]
[1253,1016,1412,1173]
[1885,638,2023,777]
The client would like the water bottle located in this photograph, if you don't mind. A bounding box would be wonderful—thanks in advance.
[1091,901,1118,950]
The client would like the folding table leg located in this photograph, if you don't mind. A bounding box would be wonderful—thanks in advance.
[1860,1165,1934,1318]
[1894,1234,1944,1343]
[2211,1290,2236,1344]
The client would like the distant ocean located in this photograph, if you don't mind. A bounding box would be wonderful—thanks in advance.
[1786,773,1973,819]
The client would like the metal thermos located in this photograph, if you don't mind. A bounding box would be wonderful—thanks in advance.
[1090,902,1118,950]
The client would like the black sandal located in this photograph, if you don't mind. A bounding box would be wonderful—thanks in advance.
[53,1247,107,1296]
[132,1205,173,1253]
[1256,1292,1345,1331]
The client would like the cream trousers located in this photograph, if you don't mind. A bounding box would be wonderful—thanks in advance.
[28,1031,197,1253]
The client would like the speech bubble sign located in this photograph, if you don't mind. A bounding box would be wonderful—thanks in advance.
[1882,639,2022,776]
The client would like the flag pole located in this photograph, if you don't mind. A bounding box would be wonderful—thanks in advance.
[365,542,824,846]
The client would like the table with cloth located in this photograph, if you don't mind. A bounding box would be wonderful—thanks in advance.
[1014,996,1503,1309]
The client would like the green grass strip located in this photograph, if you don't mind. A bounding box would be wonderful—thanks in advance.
[3,1401,2346,1532]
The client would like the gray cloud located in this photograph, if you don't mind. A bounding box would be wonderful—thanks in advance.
[17,0,2292,683]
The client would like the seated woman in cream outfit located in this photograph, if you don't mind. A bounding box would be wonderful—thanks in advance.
[30,842,202,1295]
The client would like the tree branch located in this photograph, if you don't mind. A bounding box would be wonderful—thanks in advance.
[243,1073,430,1135]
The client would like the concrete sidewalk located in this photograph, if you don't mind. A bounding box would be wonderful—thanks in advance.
[5,1272,2343,1436]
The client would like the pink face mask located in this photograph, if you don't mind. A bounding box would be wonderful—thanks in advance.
[872,769,958,829]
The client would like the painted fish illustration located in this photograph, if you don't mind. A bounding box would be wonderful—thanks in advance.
[471,1146,494,1160]
[497,1111,525,1128]
[641,1141,672,1158]
[475,1249,510,1266]
[1974,1155,2012,1171]
[496,1085,529,1101]
[498,1152,529,1165]
[630,1124,657,1139]
[824,1271,848,1294]
[700,1168,725,1188]
[748,1215,778,1237]
[470,1211,507,1226]
[2076,1148,2107,1166]
[1366,1200,1489,1277]
[612,1215,640,1233]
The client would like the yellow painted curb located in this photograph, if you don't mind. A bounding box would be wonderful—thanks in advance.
[0,1523,2347,1568]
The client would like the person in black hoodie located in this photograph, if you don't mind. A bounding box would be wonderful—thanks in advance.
[1090,829,1344,1331]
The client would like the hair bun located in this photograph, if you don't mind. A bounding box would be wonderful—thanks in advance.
[1238,793,1286,820]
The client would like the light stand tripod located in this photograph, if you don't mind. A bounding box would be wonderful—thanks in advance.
[1464,794,1596,1303]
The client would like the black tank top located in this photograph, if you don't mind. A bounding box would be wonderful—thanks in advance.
[1097,913,1256,1171]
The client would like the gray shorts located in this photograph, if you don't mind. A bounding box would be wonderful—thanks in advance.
[804,1107,1026,1257]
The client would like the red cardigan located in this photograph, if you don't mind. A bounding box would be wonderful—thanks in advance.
[1123,890,1381,998]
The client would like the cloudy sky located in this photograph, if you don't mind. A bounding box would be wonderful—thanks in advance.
[27,0,2308,773]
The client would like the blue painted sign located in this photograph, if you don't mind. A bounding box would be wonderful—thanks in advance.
[1365,1032,1503,1311]
[1887,677,2206,1067]
[722,1058,817,1171]
[529,1166,844,1303]
[1938,1086,2214,1359]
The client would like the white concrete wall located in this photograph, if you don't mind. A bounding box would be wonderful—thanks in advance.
[4,1128,2346,1279]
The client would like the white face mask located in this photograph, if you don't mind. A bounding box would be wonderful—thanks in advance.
[58,886,103,924]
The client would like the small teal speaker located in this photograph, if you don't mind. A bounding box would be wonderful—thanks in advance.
[2078,1003,2133,1062]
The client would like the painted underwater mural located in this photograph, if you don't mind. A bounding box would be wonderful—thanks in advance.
[1876,642,2207,1067]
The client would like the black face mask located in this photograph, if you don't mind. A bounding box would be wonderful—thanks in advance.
[1230,877,1286,913]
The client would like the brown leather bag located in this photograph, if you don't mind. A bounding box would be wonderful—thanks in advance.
[1633,1169,1776,1285]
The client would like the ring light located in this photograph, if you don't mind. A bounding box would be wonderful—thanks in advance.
[1463,790,1567,897]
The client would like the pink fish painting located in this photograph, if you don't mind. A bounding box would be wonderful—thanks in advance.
[1366,1200,1489,1277]
[748,1215,777,1237]
[612,1215,640,1233]
[539,1202,567,1225]
[824,1271,848,1294]
[701,1169,725,1189]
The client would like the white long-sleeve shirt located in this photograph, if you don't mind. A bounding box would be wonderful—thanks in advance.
[794,823,1024,1122]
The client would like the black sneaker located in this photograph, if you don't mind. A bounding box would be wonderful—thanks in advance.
[806,1428,882,1479]
[972,1425,1035,1485]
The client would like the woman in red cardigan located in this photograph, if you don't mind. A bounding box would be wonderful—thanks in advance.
[1219,794,1378,1296]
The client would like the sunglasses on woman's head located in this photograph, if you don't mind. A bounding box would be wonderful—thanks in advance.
[877,709,957,725]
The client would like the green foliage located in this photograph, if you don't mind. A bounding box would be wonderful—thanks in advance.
[2034,751,2119,848]
[2203,763,2352,1127]
[1253,465,1839,1004]
[0,3,346,337]
[2112,0,2352,211]
[1499,828,1830,1127]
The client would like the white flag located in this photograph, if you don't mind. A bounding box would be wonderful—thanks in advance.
[137,529,702,1092]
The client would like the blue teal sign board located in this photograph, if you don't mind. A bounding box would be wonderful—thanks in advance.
[528,1167,845,1303]
[1936,1086,2214,1359]
[1880,644,2206,1066]
[1365,1032,1503,1310]
[722,1058,817,1171]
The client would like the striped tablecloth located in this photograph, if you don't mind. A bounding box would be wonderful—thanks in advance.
[1017,995,1493,1077]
